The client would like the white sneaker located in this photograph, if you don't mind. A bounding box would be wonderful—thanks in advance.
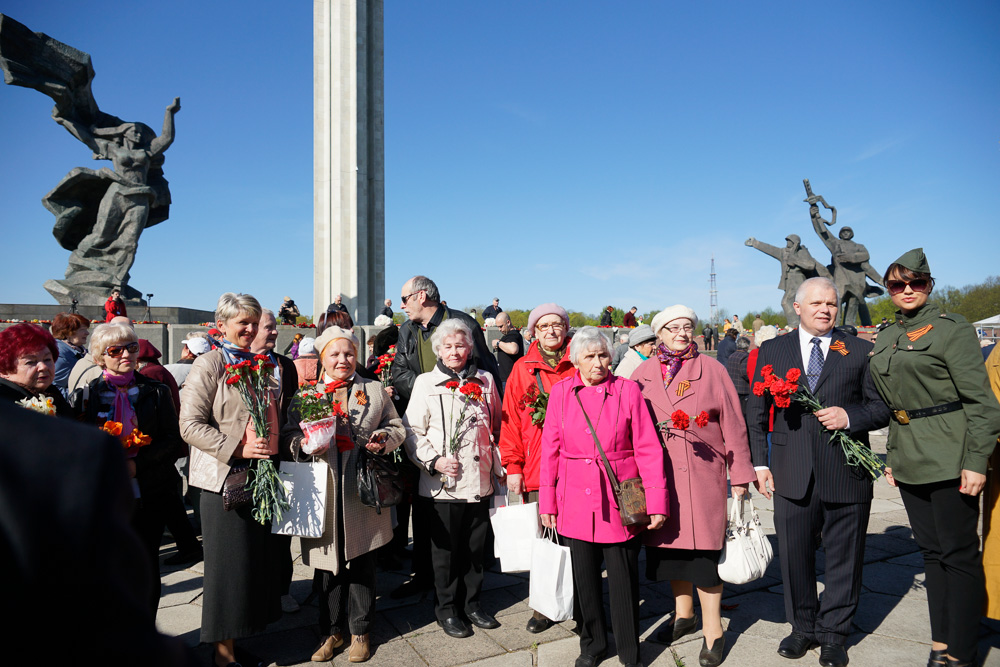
[281,594,301,613]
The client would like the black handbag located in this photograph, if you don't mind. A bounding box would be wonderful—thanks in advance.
[222,461,252,511]
[356,445,404,515]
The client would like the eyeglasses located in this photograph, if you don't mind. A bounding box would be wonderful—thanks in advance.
[664,325,694,334]
[886,279,930,295]
[105,342,139,358]
[400,290,424,305]
[536,322,566,333]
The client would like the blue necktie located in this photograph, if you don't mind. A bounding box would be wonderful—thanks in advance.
[807,337,824,392]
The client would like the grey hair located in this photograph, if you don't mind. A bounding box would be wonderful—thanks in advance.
[570,326,613,364]
[260,308,275,320]
[430,318,474,359]
[215,292,262,324]
[736,336,752,351]
[794,277,839,305]
[409,275,440,302]
[90,323,138,366]
[755,325,778,347]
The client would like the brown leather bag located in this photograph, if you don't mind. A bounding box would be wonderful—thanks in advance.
[574,389,650,527]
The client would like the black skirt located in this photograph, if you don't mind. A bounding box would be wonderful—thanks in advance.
[199,490,282,643]
[645,546,722,588]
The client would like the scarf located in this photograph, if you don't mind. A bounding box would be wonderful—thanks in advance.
[219,339,281,385]
[436,358,479,381]
[103,369,138,437]
[537,341,567,369]
[656,342,698,388]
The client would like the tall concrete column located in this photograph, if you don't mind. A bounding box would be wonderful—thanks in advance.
[314,0,384,324]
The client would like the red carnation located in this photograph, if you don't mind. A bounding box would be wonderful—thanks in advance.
[459,383,484,402]
[671,410,690,430]
[695,411,709,428]
[774,394,791,409]
[254,354,269,361]
[445,381,460,391]
[785,368,801,382]
[225,375,241,385]
[761,364,773,378]
[752,382,766,397]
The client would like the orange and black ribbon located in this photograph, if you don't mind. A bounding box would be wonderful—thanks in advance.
[906,325,933,342]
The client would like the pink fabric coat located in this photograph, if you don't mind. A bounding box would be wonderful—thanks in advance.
[631,354,756,551]
[539,372,668,544]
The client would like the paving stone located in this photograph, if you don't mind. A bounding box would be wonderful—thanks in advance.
[853,591,932,641]
[381,598,438,637]
[479,608,573,651]
[721,590,789,643]
[155,601,202,647]
[861,561,926,600]
[406,625,507,666]
[887,551,925,567]
[159,568,204,608]
[652,630,799,667]
[843,629,931,665]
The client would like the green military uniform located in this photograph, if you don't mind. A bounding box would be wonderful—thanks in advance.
[868,250,1000,485]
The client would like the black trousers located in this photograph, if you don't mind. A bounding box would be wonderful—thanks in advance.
[427,498,489,621]
[773,483,870,644]
[899,479,984,663]
[316,551,377,636]
[567,536,640,664]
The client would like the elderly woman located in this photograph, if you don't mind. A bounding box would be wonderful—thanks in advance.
[0,323,73,416]
[293,336,320,384]
[403,318,503,639]
[614,325,658,379]
[77,322,185,616]
[180,293,286,667]
[630,306,755,667]
[869,249,1000,667]
[498,303,578,632]
[539,327,667,667]
[51,312,91,399]
[281,326,405,663]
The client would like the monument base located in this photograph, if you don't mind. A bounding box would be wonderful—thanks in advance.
[44,278,145,307]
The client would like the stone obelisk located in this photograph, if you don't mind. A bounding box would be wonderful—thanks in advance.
[314,0,384,324]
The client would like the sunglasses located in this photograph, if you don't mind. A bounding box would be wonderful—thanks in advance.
[886,279,930,295]
[105,342,139,358]
[400,290,424,305]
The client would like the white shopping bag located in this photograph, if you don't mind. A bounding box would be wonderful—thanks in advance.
[528,527,574,622]
[489,501,540,573]
[271,460,327,538]
[489,478,509,518]
[717,496,773,584]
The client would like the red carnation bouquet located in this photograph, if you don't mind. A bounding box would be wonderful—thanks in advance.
[224,355,289,524]
[519,381,549,426]
[291,379,347,456]
[657,409,710,435]
[753,365,883,478]
[375,345,396,385]
[441,380,486,488]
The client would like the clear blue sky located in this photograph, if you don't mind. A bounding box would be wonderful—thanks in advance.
[1,1,997,321]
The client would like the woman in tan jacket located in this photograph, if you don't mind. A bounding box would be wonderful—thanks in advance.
[403,318,503,639]
[282,326,404,663]
[180,292,287,667]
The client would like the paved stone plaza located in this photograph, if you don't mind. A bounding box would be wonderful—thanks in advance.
[155,430,1000,666]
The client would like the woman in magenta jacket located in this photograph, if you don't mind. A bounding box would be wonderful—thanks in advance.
[630,305,756,667]
[539,327,667,667]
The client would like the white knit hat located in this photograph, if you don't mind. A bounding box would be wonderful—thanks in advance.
[650,305,699,335]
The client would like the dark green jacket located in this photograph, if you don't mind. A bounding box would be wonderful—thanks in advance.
[869,304,1000,484]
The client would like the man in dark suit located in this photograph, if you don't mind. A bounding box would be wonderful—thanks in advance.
[747,277,890,667]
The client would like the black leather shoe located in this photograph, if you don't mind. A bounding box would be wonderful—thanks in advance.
[438,617,472,638]
[655,613,699,644]
[389,577,432,599]
[699,636,726,667]
[928,649,948,667]
[526,614,554,633]
[818,643,848,667]
[573,652,605,667]
[777,632,819,659]
[466,610,500,629]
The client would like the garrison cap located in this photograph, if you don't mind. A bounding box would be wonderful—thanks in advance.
[892,248,931,275]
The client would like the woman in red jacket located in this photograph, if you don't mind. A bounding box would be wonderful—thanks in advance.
[498,302,576,633]
[104,287,127,322]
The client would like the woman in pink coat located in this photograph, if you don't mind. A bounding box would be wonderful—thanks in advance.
[539,327,667,667]
[631,306,756,667]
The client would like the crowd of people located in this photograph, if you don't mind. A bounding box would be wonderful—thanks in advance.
[2,251,1000,667]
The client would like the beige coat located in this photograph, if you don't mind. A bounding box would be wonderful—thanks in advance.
[179,349,283,492]
[403,365,502,502]
[281,375,405,574]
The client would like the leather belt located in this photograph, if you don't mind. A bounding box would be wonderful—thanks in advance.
[893,401,962,425]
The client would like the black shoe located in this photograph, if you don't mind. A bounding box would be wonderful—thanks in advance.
[438,616,472,638]
[928,649,948,667]
[699,636,726,667]
[777,632,819,659]
[466,610,500,629]
[573,652,605,667]
[389,578,432,599]
[655,613,699,644]
[526,614,554,633]
[818,643,848,667]
[164,546,204,566]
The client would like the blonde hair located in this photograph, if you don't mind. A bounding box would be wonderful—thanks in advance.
[90,323,138,366]
[215,292,262,324]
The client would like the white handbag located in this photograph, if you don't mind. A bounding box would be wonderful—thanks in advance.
[528,527,574,622]
[271,460,327,538]
[717,495,773,585]
[489,500,540,573]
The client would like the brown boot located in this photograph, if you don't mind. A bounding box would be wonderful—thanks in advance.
[311,633,344,661]
[348,634,370,663]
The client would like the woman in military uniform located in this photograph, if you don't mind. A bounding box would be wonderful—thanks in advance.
[869,248,1000,667]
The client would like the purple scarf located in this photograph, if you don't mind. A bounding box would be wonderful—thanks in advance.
[656,342,699,388]
[103,369,138,436]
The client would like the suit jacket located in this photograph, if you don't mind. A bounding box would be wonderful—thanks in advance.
[746,329,890,503]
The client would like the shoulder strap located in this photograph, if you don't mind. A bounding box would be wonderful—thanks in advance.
[535,369,545,395]
[573,388,620,494]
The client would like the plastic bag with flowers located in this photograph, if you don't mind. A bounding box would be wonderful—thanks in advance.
[290,380,347,456]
